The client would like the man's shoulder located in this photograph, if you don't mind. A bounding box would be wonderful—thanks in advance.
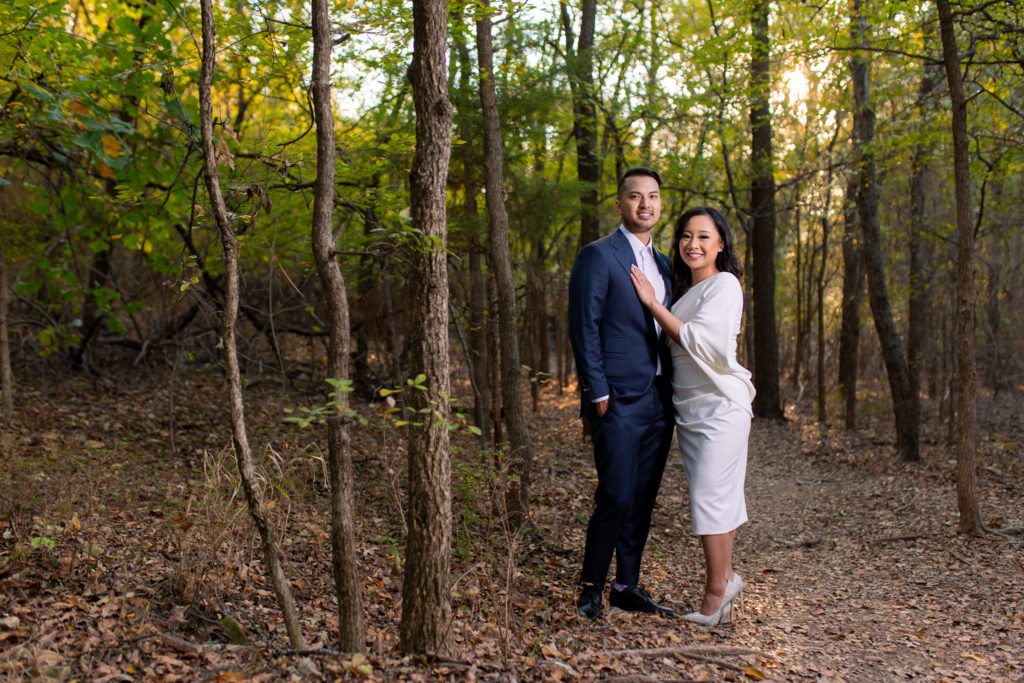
[575,231,620,261]
[589,230,622,247]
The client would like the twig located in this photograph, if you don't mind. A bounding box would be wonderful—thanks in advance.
[870,533,930,544]
[159,632,203,655]
[587,646,765,658]
[679,652,747,673]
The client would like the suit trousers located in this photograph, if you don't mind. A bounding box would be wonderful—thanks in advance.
[580,378,674,590]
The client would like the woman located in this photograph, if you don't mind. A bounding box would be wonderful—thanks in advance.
[629,206,755,625]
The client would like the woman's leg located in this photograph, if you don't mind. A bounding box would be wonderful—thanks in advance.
[699,532,734,614]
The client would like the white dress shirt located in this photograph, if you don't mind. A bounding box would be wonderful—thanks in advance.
[621,226,666,339]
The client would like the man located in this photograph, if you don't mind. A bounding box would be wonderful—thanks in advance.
[568,167,677,620]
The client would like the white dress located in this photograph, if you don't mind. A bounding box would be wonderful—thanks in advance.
[670,272,755,535]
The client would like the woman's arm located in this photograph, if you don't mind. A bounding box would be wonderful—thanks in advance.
[630,265,683,346]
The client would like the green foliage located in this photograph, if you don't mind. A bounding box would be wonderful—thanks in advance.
[283,377,365,428]
[0,0,1020,387]
[284,374,480,436]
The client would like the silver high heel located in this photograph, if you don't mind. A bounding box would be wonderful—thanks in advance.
[683,599,732,625]
[727,573,745,622]
[684,575,743,626]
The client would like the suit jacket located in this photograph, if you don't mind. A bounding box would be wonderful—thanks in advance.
[568,228,674,418]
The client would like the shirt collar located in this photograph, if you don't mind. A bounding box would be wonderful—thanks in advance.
[618,225,653,259]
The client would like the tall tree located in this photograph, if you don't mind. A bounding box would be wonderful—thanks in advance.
[560,0,601,248]
[476,1,535,525]
[749,0,784,419]
[816,121,840,424]
[934,0,982,533]
[400,0,454,655]
[908,37,941,417]
[309,0,364,650]
[849,0,919,461]
[837,173,864,429]
[198,0,303,649]
[0,241,11,416]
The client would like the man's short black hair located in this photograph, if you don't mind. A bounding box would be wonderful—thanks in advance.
[618,167,662,194]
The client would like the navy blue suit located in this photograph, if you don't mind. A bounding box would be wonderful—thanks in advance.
[568,228,675,591]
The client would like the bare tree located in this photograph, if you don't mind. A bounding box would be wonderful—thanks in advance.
[934,0,982,533]
[476,0,535,525]
[850,0,918,461]
[908,35,942,420]
[560,0,601,248]
[310,0,364,649]
[749,0,784,419]
[837,173,864,428]
[400,0,454,655]
[197,0,303,649]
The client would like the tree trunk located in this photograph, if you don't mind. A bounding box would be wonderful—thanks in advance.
[198,0,303,649]
[815,214,828,423]
[837,173,864,428]
[790,200,809,391]
[908,46,941,413]
[935,0,982,534]
[749,0,783,419]
[850,0,918,462]
[488,276,503,446]
[0,241,11,416]
[477,4,535,526]
[561,0,600,248]
[815,121,841,423]
[310,0,364,651]
[452,21,491,447]
[400,0,454,655]
[469,249,493,447]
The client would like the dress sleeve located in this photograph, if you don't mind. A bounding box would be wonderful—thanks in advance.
[676,275,743,373]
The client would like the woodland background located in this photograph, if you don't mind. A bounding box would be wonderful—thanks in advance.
[0,0,1022,680]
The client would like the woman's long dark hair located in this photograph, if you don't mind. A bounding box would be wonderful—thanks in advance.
[670,206,743,300]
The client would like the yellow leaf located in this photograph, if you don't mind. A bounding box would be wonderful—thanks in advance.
[97,162,115,179]
[70,101,89,117]
[743,664,766,680]
[342,653,372,676]
[102,134,121,158]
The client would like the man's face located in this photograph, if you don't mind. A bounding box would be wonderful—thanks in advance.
[616,175,661,236]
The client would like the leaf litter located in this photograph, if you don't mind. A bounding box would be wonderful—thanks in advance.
[0,366,1021,681]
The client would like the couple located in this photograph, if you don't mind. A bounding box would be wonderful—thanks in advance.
[568,167,755,625]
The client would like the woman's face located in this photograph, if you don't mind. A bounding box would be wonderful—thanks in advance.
[677,215,724,280]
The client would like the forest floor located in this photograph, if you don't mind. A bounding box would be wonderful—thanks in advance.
[1,363,1022,682]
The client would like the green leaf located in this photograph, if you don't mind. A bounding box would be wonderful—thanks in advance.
[20,80,54,103]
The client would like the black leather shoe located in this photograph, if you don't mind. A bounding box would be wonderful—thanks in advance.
[609,585,677,616]
[577,585,602,620]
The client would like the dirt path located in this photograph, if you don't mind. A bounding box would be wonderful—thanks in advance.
[1,371,1021,681]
